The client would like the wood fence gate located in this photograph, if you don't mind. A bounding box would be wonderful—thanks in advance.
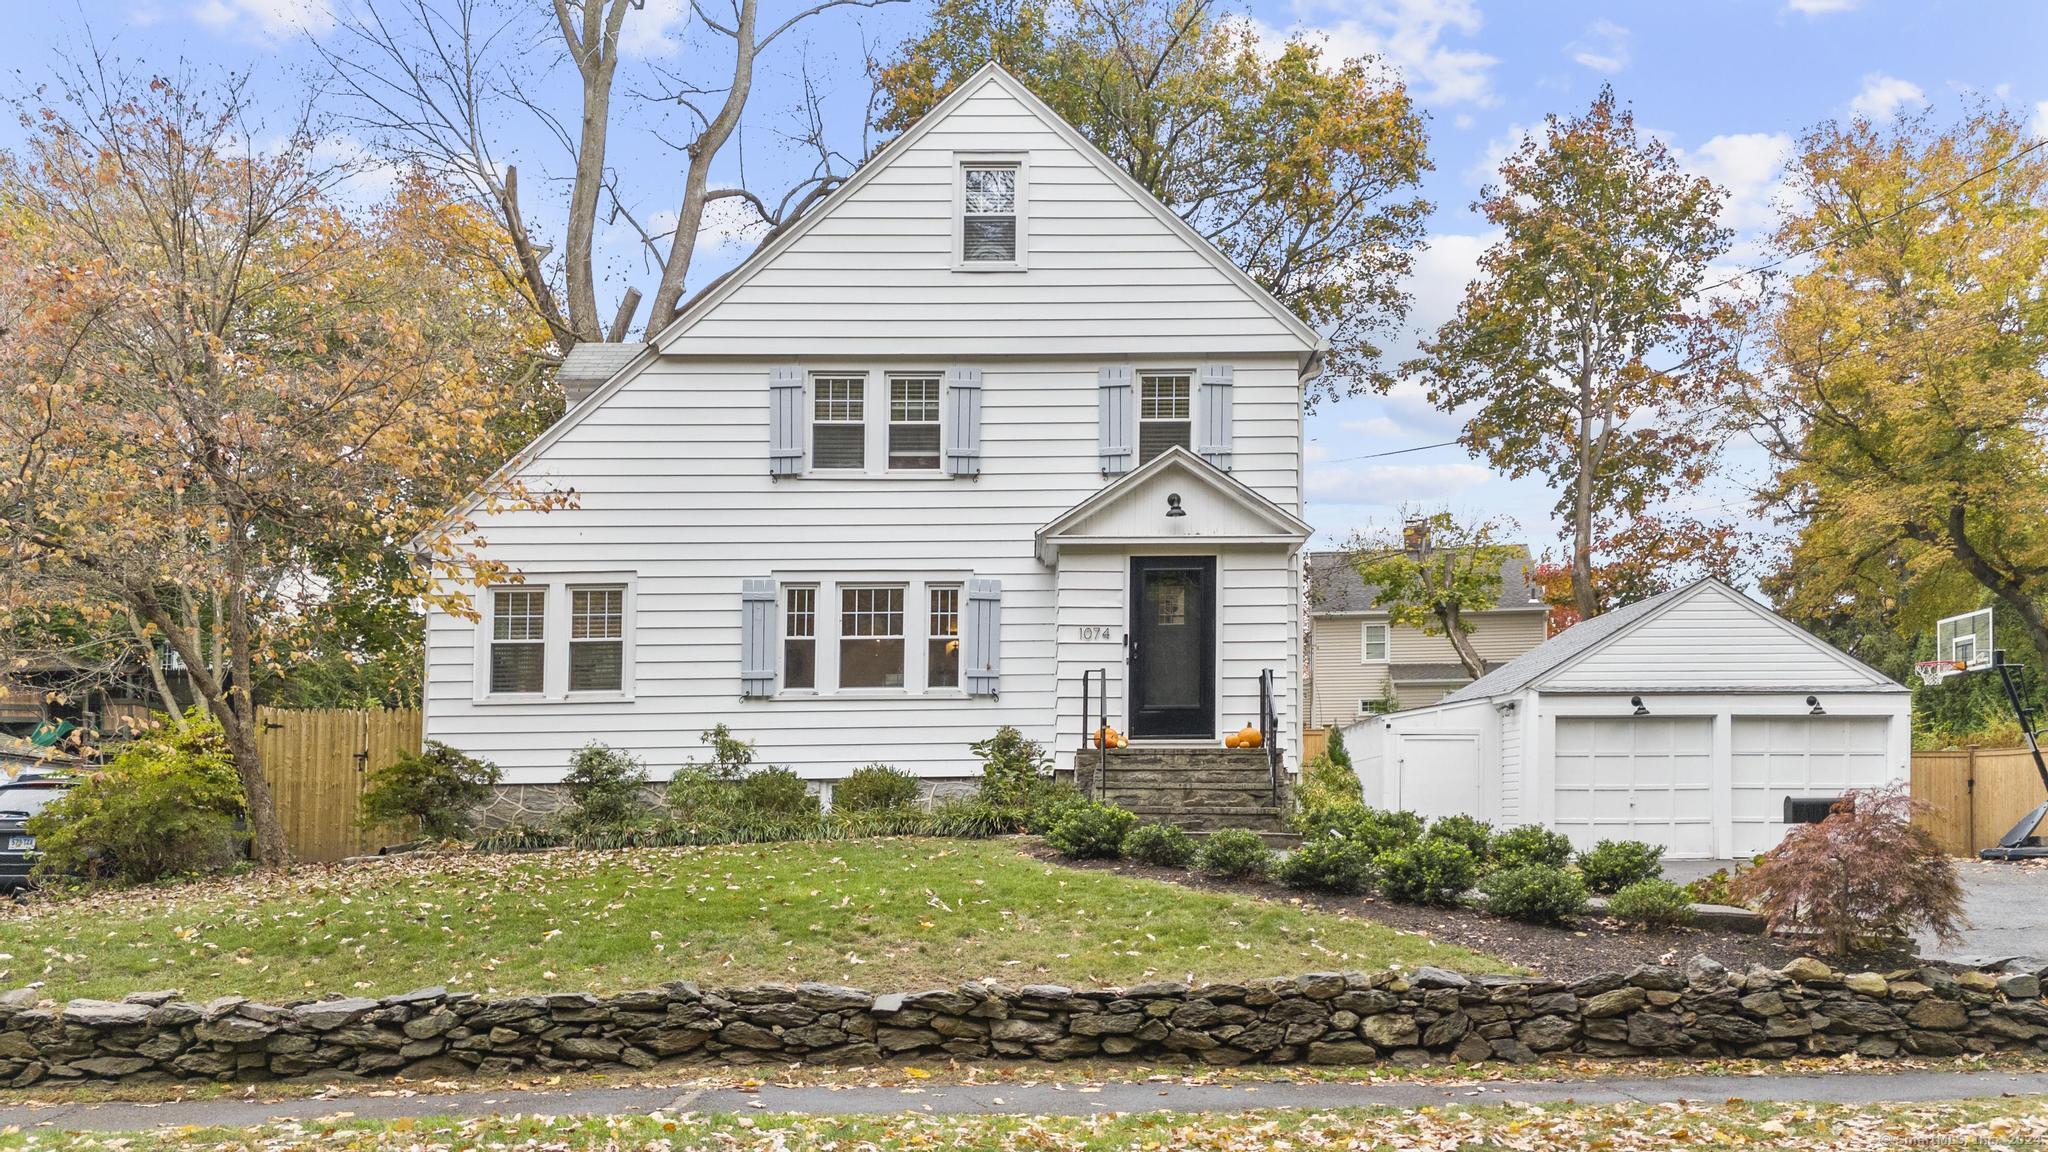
[256,707,421,863]
[1910,746,2048,856]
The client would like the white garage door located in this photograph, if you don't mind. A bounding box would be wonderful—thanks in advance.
[1729,716,1892,857]
[1553,717,1716,858]
[1394,732,1481,819]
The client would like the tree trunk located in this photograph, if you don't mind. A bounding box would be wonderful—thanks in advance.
[647,0,759,326]
[1439,606,1488,679]
[554,0,632,344]
[124,610,186,724]
[1942,506,2048,674]
[1571,366,1600,621]
[221,536,291,868]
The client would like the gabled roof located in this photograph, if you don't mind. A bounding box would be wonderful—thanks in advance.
[1306,548,1542,615]
[1437,578,1906,704]
[1034,446,1310,563]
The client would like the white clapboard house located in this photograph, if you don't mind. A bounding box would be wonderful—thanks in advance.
[421,64,1318,818]
[1341,579,1913,859]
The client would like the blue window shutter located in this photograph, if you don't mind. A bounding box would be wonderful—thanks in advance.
[944,366,983,477]
[1198,363,1234,470]
[741,579,777,697]
[1097,366,1134,475]
[768,366,805,476]
[965,578,1002,696]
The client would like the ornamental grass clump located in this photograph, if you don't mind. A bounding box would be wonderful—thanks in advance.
[1734,783,1963,957]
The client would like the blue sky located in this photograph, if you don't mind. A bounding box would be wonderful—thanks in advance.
[6,0,2046,560]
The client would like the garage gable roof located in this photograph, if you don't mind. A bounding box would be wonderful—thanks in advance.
[1438,579,1906,704]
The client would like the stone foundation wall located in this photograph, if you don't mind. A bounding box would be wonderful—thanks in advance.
[4,956,2044,1088]
[474,779,983,831]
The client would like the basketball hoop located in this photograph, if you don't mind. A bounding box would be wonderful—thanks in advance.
[1915,659,1966,686]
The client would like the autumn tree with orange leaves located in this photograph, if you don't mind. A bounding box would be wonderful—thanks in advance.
[0,67,564,864]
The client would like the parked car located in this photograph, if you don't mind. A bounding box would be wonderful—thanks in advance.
[0,773,70,893]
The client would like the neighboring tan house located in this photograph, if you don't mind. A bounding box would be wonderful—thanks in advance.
[418,64,1320,826]
[1305,547,1548,726]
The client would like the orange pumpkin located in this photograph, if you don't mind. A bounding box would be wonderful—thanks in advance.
[1224,731,1242,749]
[1236,723,1263,749]
[1095,725,1125,749]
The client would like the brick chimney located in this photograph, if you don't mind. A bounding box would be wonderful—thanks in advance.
[1402,516,1430,553]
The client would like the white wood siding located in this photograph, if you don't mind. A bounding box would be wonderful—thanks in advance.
[1498,697,1525,823]
[1308,611,1547,725]
[1542,586,1888,691]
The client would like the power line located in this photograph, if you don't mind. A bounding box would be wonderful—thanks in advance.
[1314,438,1464,465]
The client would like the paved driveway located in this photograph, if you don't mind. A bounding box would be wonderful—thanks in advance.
[1661,857,2046,968]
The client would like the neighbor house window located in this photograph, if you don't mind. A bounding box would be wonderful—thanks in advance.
[889,375,942,470]
[784,586,817,690]
[928,585,961,689]
[840,586,905,688]
[568,586,625,692]
[1361,622,1390,663]
[961,164,1018,263]
[813,375,866,470]
[490,587,547,694]
[1139,373,1192,463]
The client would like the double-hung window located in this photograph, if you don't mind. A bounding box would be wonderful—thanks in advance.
[927,585,961,689]
[490,587,547,694]
[840,586,906,689]
[961,164,1019,264]
[1361,622,1390,663]
[784,586,817,690]
[568,586,625,692]
[812,375,866,470]
[1139,373,1192,463]
[888,375,942,470]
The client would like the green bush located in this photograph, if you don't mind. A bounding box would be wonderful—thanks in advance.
[1480,864,1588,924]
[1293,802,1423,856]
[1277,835,1376,894]
[1298,753,1363,810]
[684,723,757,779]
[1375,837,1479,906]
[972,725,1052,807]
[27,712,245,884]
[1121,822,1197,868]
[928,798,1010,839]
[561,743,652,837]
[1685,860,1755,907]
[1490,824,1573,871]
[1045,801,1137,859]
[833,764,922,813]
[1019,778,1089,835]
[360,741,500,840]
[735,766,819,818]
[1424,814,1494,864]
[1575,839,1665,894]
[1608,878,1695,927]
[1324,726,1352,772]
[1197,828,1275,880]
[664,766,736,824]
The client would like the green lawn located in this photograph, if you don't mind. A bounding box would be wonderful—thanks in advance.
[3,1099,2042,1151]
[0,839,1508,1002]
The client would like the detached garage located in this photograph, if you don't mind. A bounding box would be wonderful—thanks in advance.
[1341,579,1911,859]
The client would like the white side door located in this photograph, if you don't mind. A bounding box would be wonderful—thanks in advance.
[1394,731,1481,819]
[1552,716,1716,857]
[1729,716,1892,857]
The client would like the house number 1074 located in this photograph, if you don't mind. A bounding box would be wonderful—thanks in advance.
[1077,626,1117,642]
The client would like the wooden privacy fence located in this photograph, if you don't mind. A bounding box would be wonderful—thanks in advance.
[1301,726,1329,764]
[1911,746,2047,856]
[256,707,421,863]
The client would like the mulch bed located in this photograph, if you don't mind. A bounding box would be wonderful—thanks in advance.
[1030,847,1918,982]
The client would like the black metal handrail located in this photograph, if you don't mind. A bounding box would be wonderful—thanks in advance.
[1079,667,1109,801]
[1258,667,1282,804]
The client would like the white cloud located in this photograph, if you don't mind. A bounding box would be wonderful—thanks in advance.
[192,0,332,38]
[1682,131,1794,232]
[1466,122,1534,184]
[1567,19,1630,74]
[1848,72,1926,119]
[619,0,691,58]
[1339,415,1410,440]
[1267,0,1500,107]
[1786,0,1857,13]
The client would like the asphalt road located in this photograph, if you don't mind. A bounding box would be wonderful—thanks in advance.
[4,1069,2047,1132]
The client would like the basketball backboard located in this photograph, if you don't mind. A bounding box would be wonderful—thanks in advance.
[1935,608,1995,671]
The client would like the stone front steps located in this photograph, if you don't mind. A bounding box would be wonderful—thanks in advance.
[1067,746,1293,835]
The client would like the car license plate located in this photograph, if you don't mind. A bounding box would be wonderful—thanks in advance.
[6,836,31,851]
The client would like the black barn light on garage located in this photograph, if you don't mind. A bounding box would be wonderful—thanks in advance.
[1807,694,1827,716]
[1631,695,1649,716]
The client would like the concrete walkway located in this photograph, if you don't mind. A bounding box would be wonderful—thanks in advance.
[5,1070,2048,1132]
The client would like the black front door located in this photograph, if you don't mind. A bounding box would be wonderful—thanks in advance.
[1129,557,1216,739]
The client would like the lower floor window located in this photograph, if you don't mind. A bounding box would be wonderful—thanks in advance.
[928,585,960,688]
[840,586,906,688]
[569,586,625,692]
[482,578,633,699]
[785,586,817,690]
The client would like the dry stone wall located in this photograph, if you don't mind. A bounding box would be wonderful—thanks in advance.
[3,956,2045,1087]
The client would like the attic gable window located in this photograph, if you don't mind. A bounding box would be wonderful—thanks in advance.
[960,162,1021,266]
[1138,373,1192,463]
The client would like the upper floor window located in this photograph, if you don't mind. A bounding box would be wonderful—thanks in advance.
[961,164,1019,264]
[888,375,942,470]
[813,375,866,470]
[1139,373,1192,463]
[491,588,546,694]
[1361,621,1390,663]
[569,586,625,692]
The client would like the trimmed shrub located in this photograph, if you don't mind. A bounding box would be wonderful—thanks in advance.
[1480,864,1587,924]
[1019,778,1089,835]
[1277,836,1376,895]
[973,725,1052,807]
[560,743,652,837]
[27,711,245,884]
[1293,802,1423,856]
[1490,824,1573,871]
[1298,753,1363,810]
[833,764,922,813]
[1424,814,1494,864]
[1197,828,1275,880]
[1121,822,1198,868]
[1608,878,1695,928]
[1046,801,1138,859]
[360,741,500,840]
[1575,839,1665,894]
[735,767,819,818]
[1375,837,1479,906]
[1735,783,1963,957]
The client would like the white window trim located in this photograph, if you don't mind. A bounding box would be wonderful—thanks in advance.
[953,152,1028,272]
[474,573,638,704]
[768,572,973,699]
[802,368,958,479]
[1138,370,1194,465]
[1360,621,1390,664]
[780,583,820,696]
